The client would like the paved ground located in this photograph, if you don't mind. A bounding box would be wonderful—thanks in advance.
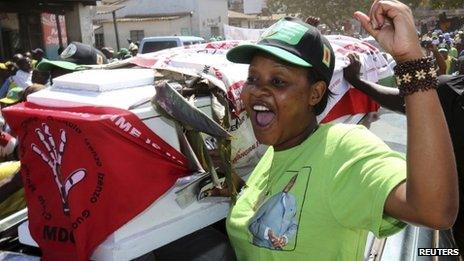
[370,108,407,154]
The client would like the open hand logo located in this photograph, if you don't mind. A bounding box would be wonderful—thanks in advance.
[31,123,86,216]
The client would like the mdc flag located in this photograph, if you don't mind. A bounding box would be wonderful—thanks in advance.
[3,103,188,261]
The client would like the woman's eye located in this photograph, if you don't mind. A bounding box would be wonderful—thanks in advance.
[246,76,257,84]
[271,78,286,87]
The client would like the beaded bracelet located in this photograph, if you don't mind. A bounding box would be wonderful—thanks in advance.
[393,57,438,97]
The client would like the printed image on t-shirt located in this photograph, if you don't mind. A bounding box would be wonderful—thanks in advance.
[248,174,300,250]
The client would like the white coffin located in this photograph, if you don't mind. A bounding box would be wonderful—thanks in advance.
[51,69,155,92]
[19,69,230,260]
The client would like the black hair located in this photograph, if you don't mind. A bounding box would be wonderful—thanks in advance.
[307,68,333,115]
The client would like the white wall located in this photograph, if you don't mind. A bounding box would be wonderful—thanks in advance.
[117,0,195,16]
[243,0,265,14]
[96,0,228,40]
[198,0,228,38]
[102,17,192,49]
[65,3,95,45]
[229,19,252,28]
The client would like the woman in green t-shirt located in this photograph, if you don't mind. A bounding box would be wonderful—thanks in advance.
[224,1,459,260]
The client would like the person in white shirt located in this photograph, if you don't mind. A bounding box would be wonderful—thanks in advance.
[11,57,32,89]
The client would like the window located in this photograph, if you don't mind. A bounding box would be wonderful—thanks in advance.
[95,33,104,49]
[130,30,145,43]
[141,41,178,54]
[210,26,220,37]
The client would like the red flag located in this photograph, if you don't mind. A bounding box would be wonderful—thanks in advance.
[322,87,380,123]
[3,102,188,261]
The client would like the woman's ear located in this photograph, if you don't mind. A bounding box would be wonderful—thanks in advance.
[308,81,327,107]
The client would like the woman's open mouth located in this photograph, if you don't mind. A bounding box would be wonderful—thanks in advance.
[252,104,276,128]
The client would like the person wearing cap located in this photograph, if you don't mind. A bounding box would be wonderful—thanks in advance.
[439,47,458,74]
[224,1,457,260]
[11,56,32,89]
[0,87,24,107]
[449,43,459,59]
[118,48,131,60]
[31,48,45,69]
[129,44,139,57]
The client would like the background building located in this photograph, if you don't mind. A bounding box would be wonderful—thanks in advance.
[0,0,98,60]
[228,10,284,29]
[94,0,228,50]
[414,8,464,34]
[228,0,266,14]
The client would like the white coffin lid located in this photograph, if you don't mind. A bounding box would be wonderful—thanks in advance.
[51,69,155,92]
[27,85,155,110]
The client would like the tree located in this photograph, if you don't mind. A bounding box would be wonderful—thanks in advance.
[429,0,464,9]
[266,0,462,29]
[266,0,372,29]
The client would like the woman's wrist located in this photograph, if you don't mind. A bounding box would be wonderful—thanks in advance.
[393,49,425,63]
[393,57,437,97]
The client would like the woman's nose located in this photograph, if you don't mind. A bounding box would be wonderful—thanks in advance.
[248,81,271,98]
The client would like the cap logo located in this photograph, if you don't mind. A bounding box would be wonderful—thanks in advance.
[60,43,77,59]
[260,19,309,45]
[322,44,331,68]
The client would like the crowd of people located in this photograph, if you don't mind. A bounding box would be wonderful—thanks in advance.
[0,48,48,220]
[0,0,463,259]
[420,29,464,75]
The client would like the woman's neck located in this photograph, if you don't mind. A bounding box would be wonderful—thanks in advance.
[274,119,319,151]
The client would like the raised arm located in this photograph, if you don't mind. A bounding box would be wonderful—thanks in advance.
[343,53,404,113]
[428,44,447,76]
[355,0,458,229]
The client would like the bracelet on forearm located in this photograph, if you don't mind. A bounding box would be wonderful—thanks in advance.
[393,57,438,97]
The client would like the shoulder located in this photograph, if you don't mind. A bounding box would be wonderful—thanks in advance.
[324,123,392,157]
[311,123,387,159]
[322,123,372,142]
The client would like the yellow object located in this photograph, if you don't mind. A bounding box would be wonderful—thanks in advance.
[444,56,457,75]
[0,189,26,220]
[0,161,25,220]
[0,161,20,180]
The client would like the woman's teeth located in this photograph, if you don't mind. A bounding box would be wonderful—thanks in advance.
[252,104,275,127]
[253,105,270,112]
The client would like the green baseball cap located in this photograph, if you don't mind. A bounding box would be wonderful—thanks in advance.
[0,87,24,104]
[36,58,84,72]
[227,17,335,85]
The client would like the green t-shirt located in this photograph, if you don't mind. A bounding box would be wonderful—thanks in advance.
[227,123,407,260]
